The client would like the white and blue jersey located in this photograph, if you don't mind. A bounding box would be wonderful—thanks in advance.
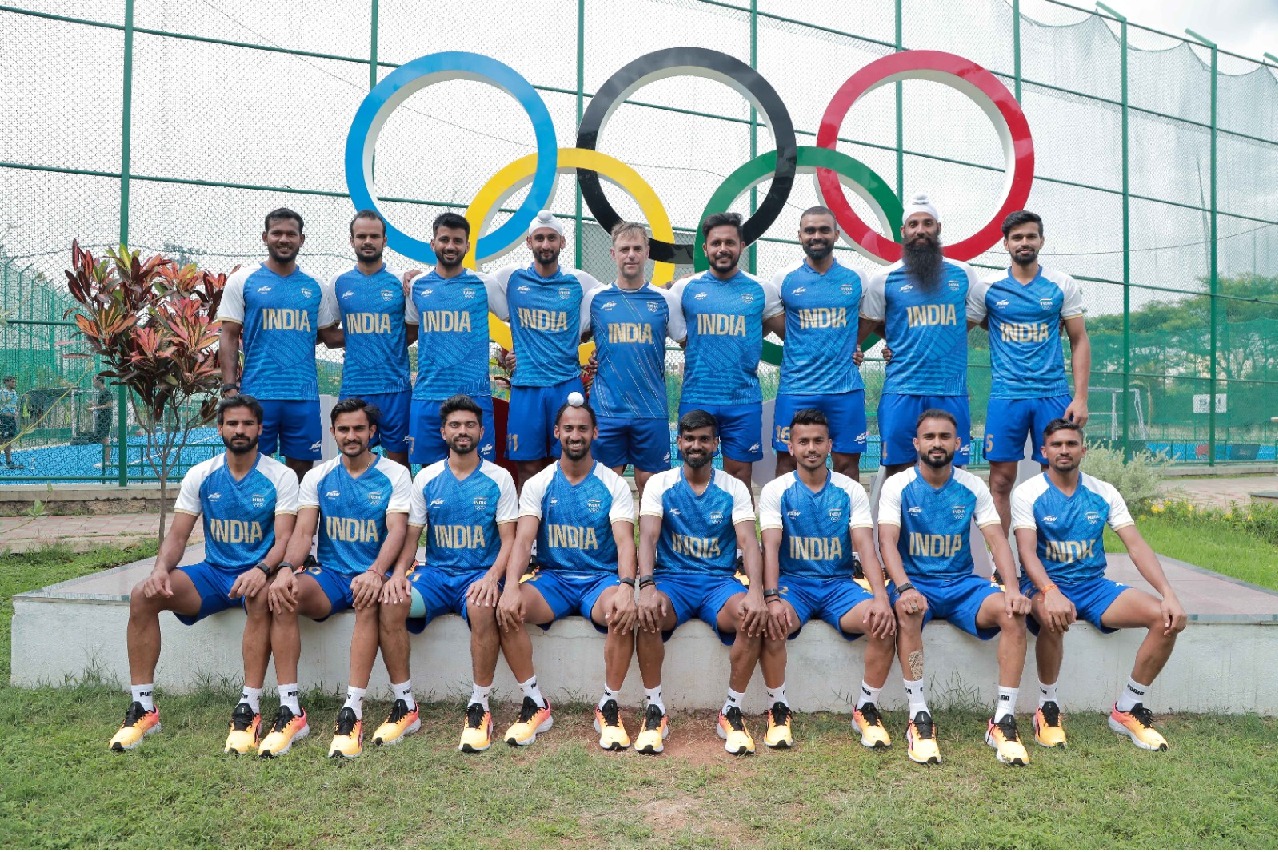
[298,455,412,575]
[1011,472,1133,585]
[640,467,756,575]
[172,452,300,570]
[877,466,1000,583]
[218,263,338,400]
[861,260,984,396]
[519,461,634,573]
[330,265,410,396]
[772,260,865,395]
[410,459,519,572]
[669,269,783,405]
[405,268,508,401]
[758,471,872,580]
[972,266,1084,400]
[494,264,601,388]
[582,283,687,419]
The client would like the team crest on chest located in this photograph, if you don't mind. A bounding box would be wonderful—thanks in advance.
[709,510,724,525]
[474,495,488,510]
[586,498,603,514]
[381,289,396,302]
[841,283,855,295]
[367,490,383,506]
[740,293,754,304]
[463,287,476,299]
[558,287,571,300]
[1040,297,1054,310]
[1086,510,1102,524]
[251,493,266,509]
[951,504,966,519]
[301,287,314,298]
[647,301,659,312]
[828,507,843,522]
[947,280,960,291]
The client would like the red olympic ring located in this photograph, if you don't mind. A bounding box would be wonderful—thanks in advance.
[815,50,1034,263]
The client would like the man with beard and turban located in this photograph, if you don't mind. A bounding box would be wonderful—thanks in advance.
[859,195,985,477]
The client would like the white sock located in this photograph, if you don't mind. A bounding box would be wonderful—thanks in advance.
[721,687,745,716]
[131,683,156,712]
[392,680,416,711]
[903,678,929,718]
[519,675,546,708]
[766,683,788,707]
[343,686,366,719]
[469,683,491,711]
[644,685,665,715]
[856,681,882,710]
[1039,682,1058,707]
[278,683,301,715]
[238,685,262,714]
[1115,677,1150,713]
[994,686,1019,720]
[598,684,621,710]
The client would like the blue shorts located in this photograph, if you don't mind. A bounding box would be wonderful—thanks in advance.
[523,569,616,628]
[410,395,496,465]
[655,571,748,645]
[773,391,868,455]
[779,573,874,640]
[303,563,359,620]
[1020,575,1126,635]
[508,378,585,461]
[594,416,671,473]
[891,573,1002,640]
[984,394,1073,464]
[677,401,763,462]
[344,390,411,455]
[258,398,322,460]
[405,566,490,634]
[173,560,250,625]
[877,393,971,467]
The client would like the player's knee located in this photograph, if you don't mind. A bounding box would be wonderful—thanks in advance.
[988,467,1016,495]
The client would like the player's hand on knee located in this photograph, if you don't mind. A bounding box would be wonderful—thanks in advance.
[268,570,298,613]
[895,589,926,620]
[739,590,769,637]
[497,587,524,631]
[351,570,383,609]
[382,572,410,606]
[466,575,500,609]
[1042,588,1074,632]
[231,566,268,601]
[1004,589,1032,618]
[764,599,791,641]
[142,568,173,599]
[636,586,664,633]
[1161,593,1187,635]
[867,595,896,639]
[609,587,638,633]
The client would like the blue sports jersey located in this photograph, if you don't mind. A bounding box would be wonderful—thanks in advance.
[519,461,634,573]
[409,459,519,572]
[640,467,756,575]
[773,259,865,395]
[1011,472,1134,585]
[332,266,410,396]
[583,283,686,419]
[495,265,601,388]
[217,263,337,400]
[670,269,783,405]
[172,452,299,571]
[861,260,983,396]
[877,466,1000,583]
[974,267,1085,400]
[405,268,507,401]
[758,470,872,579]
[299,456,412,574]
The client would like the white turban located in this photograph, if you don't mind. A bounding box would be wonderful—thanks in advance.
[528,210,565,237]
[902,193,940,224]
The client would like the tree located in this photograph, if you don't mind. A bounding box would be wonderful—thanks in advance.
[64,241,226,539]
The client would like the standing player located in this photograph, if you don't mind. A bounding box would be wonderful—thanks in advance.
[264,398,411,758]
[975,210,1091,530]
[0,375,19,468]
[859,195,984,477]
[877,409,1032,766]
[581,222,686,499]
[493,211,603,489]
[377,394,519,753]
[771,207,869,482]
[634,410,768,755]
[109,395,298,753]
[218,208,339,480]
[670,212,784,491]
[496,396,636,749]
[758,409,896,749]
[1012,419,1186,750]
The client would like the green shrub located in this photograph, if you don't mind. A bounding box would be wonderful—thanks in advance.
[1080,445,1168,516]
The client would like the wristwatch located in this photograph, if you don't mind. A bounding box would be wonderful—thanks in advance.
[221,382,240,394]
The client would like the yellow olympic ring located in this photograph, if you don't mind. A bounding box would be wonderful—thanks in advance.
[464,147,676,362]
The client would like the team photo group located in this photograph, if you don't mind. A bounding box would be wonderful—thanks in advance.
[108,193,1187,768]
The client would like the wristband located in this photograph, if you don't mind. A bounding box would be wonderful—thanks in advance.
[221,382,240,393]
[276,561,294,574]
[638,576,655,589]
[1038,582,1058,596]
[762,587,780,598]
[255,561,275,577]
[365,568,385,579]
[896,582,915,595]
[617,577,636,588]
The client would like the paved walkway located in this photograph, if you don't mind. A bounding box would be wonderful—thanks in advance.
[1159,474,1278,509]
[0,513,201,554]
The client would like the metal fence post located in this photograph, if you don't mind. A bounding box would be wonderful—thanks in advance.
[1188,28,1218,466]
[1012,0,1022,100]
[894,0,904,200]
[747,0,759,275]
[117,0,136,487]
[574,0,585,269]
[368,0,378,91]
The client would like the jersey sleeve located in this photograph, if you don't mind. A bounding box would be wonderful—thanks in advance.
[605,471,635,524]
[318,275,340,329]
[297,466,322,509]
[1060,273,1085,320]
[876,472,905,526]
[835,475,873,529]
[580,286,600,340]
[1096,478,1135,530]
[861,270,886,322]
[172,462,207,516]
[760,276,784,321]
[267,463,300,515]
[387,462,413,514]
[403,273,419,325]
[725,473,757,525]
[517,466,551,520]
[492,465,519,524]
[407,469,430,527]
[1010,481,1039,532]
[481,271,509,322]
[639,470,670,518]
[215,266,252,324]
[971,477,1000,528]
[757,478,784,531]
[661,287,687,343]
[965,263,987,324]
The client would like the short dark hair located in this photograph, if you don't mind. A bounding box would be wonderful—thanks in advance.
[439,394,483,422]
[800,205,835,222]
[916,407,957,431]
[3,375,14,383]
[789,408,829,430]
[678,409,718,437]
[264,207,304,233]
[1001,210,1042,239]
[218,394,264,424]
[554,399,597,428]
[700,211,743,241]
[433,212,471,237]
[1043,418,1083,442]
[329,396,380,428]
[349,209,386,238]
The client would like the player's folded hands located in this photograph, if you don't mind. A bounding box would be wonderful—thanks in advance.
[381,572,410,606]
[466,575,500,609]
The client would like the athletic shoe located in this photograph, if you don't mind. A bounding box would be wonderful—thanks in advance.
[763,701,794,748]
[328,707,363,759]
[109,702,160,751]
[985,714,1031,766]
[258,706,309,757]
[634,703,669,755]
[458,703,493,753]
[503,697,553,746]
[223,702,260,755]
[905,711,941,764]
[716,706,755,756]
[372,699,420,746]
[1033,701,1067,748]
[1109,703,1168,751]
[852,702,891,749]
[593,699,631,751]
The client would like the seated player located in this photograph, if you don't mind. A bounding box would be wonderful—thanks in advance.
[758,409,896,749]
[377,394,518,753]
[1012,419,1187,751]
[877,409,1032,766]
[635,410,768,756]
[264,398,411,758]
[110,395,298,753]
[496,394,637,748]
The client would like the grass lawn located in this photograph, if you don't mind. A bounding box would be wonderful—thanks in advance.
[1105,515,1278,591]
